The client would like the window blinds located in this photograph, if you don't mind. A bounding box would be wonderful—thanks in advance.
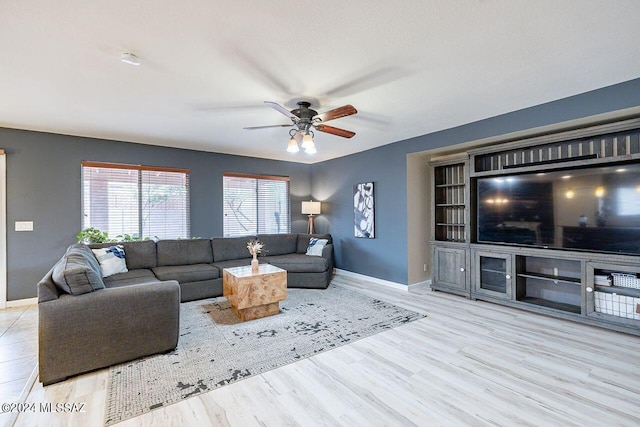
[82,162,190,240]
[223,173,290,237]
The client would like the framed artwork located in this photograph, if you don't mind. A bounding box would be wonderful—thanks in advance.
[354,182,375,238]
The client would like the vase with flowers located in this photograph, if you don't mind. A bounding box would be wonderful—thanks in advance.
[247,239,264,273]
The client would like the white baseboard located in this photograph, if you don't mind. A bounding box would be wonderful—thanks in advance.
[334,269,429,292]
[6,297,38,308]
[409,279,432,289]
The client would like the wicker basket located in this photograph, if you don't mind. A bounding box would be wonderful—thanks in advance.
[594,291,640,319]
[611,273,640,289]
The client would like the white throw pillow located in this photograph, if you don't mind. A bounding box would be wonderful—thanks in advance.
[306,238,328,257]
[91,245,128,277]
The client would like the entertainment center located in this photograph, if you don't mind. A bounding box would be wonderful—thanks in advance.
[430,116,640,336]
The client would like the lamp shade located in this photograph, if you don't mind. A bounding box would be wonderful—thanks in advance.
[301,201,321,215]
[301,133,314,149]
[304,140,317,154]
[287,137,299,153]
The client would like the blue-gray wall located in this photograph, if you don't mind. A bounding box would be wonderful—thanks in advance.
[0,129,311,300]
[311,143,409,283]
[311,78,640,285]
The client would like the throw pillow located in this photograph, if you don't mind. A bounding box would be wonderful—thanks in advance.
[92,245,128,277]
[306,238,328,257]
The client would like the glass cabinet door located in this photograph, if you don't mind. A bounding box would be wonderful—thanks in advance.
[473,251,513,299]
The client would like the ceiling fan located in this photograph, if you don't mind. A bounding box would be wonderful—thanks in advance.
[243,101,357,154]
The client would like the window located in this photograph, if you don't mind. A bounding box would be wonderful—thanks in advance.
[617,187,640,216]
[82,162,190,240]
[223,173,290,237]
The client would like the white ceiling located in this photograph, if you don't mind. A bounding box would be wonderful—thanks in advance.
[2,1,640,164]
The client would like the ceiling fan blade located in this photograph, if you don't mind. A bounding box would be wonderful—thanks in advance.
[243,124,292,130]
[264,101,298,119]
[315,124,356,138]
[314,105,357,123]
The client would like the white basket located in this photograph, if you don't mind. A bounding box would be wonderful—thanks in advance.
[611,273,640,289]
[594,275,612,286]
[594,291,640,320]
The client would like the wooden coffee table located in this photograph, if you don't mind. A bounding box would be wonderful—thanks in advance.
[222,264,287,321]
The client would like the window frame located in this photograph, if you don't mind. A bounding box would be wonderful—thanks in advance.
[81,161,191,240]
[223,172,291,237]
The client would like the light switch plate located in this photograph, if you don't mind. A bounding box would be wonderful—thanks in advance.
[15,221,34,231]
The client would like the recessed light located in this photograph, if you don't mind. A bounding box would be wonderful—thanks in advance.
[562,175,571,179]
[616,168,626,172]
[121,52,140,66]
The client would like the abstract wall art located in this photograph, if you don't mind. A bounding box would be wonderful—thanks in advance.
[354,182,375,238]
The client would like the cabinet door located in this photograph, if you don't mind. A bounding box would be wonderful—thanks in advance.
[473,251,513,299]
[433,246,467,291]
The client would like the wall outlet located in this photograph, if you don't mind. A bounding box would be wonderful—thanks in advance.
[424,263,427,272]
[15,221,34,231]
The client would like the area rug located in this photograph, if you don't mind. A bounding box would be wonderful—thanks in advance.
[105,284,425,425]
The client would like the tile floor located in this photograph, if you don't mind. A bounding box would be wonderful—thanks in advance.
[0,305,38,427]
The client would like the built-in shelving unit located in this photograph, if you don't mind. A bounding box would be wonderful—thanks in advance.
[515,256,582,315]
[433,162,467,243]
[430,157,471,296]
[430,116,640,336]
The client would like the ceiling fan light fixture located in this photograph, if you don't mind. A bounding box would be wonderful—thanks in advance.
[304,140,317,154]
[301,132,314,149]
[245,101,357,155]
[287,137,299,153]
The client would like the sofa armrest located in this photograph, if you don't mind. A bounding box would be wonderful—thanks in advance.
[38,280,180,385]
[322,243,334,270]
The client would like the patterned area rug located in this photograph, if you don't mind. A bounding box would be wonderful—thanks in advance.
[105,284,425,425]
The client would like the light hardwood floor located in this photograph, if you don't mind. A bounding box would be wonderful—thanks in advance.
[5,274,640,426]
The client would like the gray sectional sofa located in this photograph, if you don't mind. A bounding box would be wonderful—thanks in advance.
[37,233,333,385]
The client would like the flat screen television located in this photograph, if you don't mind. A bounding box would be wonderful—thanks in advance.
[476,162,640,255]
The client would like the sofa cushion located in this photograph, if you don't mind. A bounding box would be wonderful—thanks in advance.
[263,254,329,273]
[296,234,333,254]
[89,240,157,269]
[212,236,255,262]
[257,233,298,256]
[152,264,219,283]
[91,245,128,277]
[121,240,157,269]
[156,239,213,266]
[103,269,160,288]
[51,249,105,295]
